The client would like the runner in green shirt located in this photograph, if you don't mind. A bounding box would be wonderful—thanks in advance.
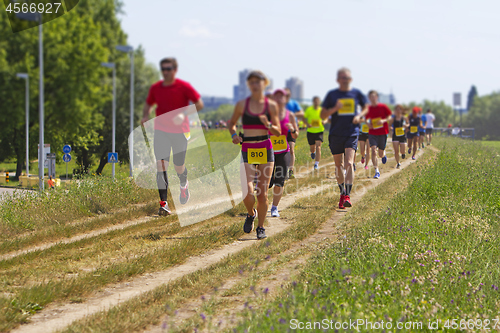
[304,96,326,170]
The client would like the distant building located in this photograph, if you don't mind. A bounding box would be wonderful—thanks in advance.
[285,77,304,102]
[379,92,396,105]
[201,95,233,110]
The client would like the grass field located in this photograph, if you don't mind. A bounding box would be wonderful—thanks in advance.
[232,137,500,332]
[481,140,500,150]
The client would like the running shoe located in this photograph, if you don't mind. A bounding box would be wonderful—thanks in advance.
[180,181,190,204]
[244,208,257,233]
[422,143,425,148]
[396,163,401,169]
[271,206,280,217]
[412,155,416,160]
[311,152,316,160]
[158,201,171,216]
[408,148,411,154]
[314,164,318,170]
[382,156,387,164]
[343,195,352,207]
[374,171,381,179]
[364,165,369,170]
[353,163,357,172]
[338,194,345,209]
[402,154,406,159]
[256,226,267,239]
[361,156,365,164]
[288,169,295,179]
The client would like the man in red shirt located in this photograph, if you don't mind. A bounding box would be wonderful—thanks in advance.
[366,90,392,179]
[141,57,204,216]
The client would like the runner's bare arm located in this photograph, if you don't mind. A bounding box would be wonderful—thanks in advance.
[353,104,369,124]
[194,98,204,112]
[141,103,152,125]
[289,114,299,139]
[294,109,305,120]
[320,100,342,119]
[229,100,244,144]
[265,100,281,137]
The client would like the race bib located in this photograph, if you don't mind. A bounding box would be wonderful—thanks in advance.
[372,118,383,130]
[311,119,321,128]
[410,126,418,134]
[338,98,355,116]
[361,124,369,133]
[395,127,405,136]
[248,148,267,164]
[271,135,287,151]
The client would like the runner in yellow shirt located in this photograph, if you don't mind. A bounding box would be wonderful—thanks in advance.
[304,96,326,170]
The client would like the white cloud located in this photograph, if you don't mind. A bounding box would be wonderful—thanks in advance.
[179,19,223,39]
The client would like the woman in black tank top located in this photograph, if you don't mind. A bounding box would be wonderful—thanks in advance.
[388,104,408,168]
[227,70,280,240]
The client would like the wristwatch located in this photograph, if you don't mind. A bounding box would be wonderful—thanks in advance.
[267,123,272,129]
[291,129,297,134]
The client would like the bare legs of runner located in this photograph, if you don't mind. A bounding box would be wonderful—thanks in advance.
[242,162,273,228]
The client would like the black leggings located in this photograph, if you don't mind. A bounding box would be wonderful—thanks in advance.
[269,152,290,188]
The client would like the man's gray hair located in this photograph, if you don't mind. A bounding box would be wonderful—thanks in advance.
[337,67,351,78]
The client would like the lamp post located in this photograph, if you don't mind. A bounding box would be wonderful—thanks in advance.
[101,62,116,179]
[16,73,29,178]
[116,45,134,177]
[16,12,44,190]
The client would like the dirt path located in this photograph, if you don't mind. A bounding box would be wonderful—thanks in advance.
[12,148,425,333]
[1,159,333,263]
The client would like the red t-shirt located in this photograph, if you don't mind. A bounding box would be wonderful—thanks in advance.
[366,103,392,135]
[146,78,201,133]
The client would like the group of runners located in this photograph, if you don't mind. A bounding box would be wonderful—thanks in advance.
[142,58,436,240]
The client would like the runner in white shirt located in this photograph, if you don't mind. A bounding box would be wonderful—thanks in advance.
[425,109,436,146]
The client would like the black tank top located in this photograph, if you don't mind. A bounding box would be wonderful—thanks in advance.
[393,117,405,129]
[242,97,271,130]
[409,115,420,127]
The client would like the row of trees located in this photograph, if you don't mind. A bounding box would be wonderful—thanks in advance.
[0,0,159,178]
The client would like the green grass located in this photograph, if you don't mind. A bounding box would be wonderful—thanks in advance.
[232,138,500,332]
[481,140,500,150]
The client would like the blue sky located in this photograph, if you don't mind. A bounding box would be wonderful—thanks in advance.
[120,0,500,104]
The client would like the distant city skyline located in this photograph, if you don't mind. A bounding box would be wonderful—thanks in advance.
[120,0,500,106]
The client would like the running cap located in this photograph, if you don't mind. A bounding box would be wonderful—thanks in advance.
[246,70,266,81]
[412,106,422,113]
[273,88,288,96]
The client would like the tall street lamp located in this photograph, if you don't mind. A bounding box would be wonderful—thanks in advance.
[101,62,116,179]
[116,45,134,177]
[15,12,44,190]
[16,73,29,178]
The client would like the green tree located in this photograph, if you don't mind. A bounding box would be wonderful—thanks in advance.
[464,92,500,140]
[466,85,478,111]
[406,100,455,128]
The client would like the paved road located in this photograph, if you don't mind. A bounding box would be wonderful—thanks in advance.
[0,187,29,202]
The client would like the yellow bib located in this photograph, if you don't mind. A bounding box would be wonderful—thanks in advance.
[361,124,369,133]
[395,127,405,136]
[247,148,267,164]
[338,98,355,116]
[372,118,383,130]
[271,135,287,152]
[311,119,321,128]
[410,126,418,134]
